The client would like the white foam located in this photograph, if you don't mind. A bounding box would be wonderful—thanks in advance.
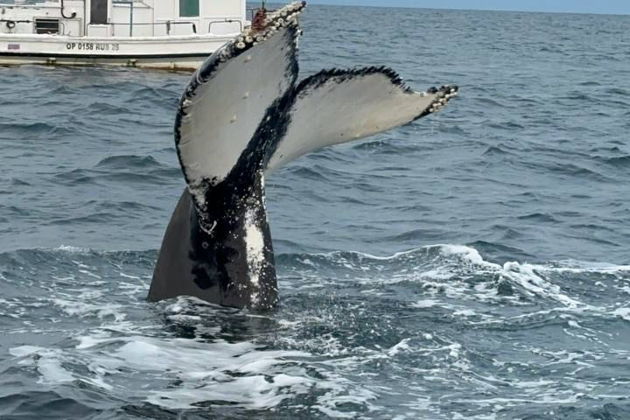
[57,244,90,253]
[54,333,374,415]
[335,244,607,309]
[37,354,75,384]
[453,309,477,317]
[542,260,630,274]
[388,338,411,356]
[10,345,45,357]
[502,261,582,308]
[613,307,630,321]
[244,206,266,304]
[52,297,126,322]
[439,244,487,265]
[10,346,74,384]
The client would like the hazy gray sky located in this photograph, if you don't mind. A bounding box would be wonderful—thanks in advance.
[305,0,630,15]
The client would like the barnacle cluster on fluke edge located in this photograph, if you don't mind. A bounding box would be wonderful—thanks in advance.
[415,85,458,119]
[427,85,459,113]
[236,1,307,49]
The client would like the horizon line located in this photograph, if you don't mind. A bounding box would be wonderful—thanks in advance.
[290,1,630,17]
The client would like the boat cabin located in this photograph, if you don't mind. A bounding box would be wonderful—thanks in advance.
[0,0,247,38]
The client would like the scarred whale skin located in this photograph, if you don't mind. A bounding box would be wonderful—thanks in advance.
[148,1,458,309]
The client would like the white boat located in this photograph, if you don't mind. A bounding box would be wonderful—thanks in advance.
[0,0,251,70]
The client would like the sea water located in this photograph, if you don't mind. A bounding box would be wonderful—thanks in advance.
[0,5,629,419]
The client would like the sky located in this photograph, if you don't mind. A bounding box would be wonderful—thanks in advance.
[305,0,630,15]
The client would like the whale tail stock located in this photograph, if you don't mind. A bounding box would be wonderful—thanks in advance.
[148,1,458,309]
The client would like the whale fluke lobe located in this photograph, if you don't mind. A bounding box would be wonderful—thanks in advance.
[148,1,458,309]
[266,68,458,171]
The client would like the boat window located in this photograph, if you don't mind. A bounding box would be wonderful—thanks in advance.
[90,0,108,24]
[34,18,60,34]
[179,0,199,17]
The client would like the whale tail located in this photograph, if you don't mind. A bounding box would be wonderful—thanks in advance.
[148,175,277,308]
[148,1,458,309]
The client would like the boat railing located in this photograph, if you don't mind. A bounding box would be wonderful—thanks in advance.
[105,20,198,37]
[208,19,242,34]
[0,18,31,25]
[165,20,197,35]
[0,3,49,9]
[1,19,229,37]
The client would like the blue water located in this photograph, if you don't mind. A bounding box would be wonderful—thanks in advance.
[1,5,630,419]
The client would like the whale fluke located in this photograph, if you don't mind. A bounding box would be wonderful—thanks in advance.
[148,1,458,309]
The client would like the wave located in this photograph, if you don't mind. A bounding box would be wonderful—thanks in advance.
[2,295,376,417]
[51,156,179,187]
[1,244,629,417]
[596,154,630,168]
[277,244,630,306]
[517,212,559,223]
[2,243,628,293]
[95,154,164,170]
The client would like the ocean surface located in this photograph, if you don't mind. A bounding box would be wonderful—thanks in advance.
[1,4,630,419]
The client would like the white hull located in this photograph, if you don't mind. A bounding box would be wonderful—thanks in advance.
[0,54,205,70]
[0,33,230,70]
